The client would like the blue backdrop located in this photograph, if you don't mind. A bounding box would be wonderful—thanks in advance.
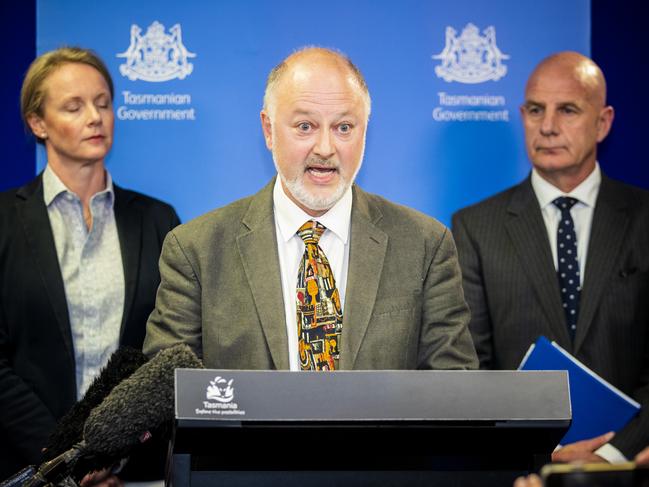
[33,0,589,225]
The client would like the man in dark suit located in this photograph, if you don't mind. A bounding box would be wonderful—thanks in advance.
[144,47,478,372]
[452,52,649,462]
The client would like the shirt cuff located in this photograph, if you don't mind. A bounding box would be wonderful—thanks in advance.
[595,443,628,464]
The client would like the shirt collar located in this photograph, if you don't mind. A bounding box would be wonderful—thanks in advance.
[273,176,352,244]
[43,164,115,207]
[531,162,601,209]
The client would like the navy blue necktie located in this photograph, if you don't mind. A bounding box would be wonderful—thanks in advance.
[553,197,580,340]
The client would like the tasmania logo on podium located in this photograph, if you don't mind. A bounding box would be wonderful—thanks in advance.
[207,376,234,403]
[117,21,195,82]
[195,376,246,416]
[433,23,509,84]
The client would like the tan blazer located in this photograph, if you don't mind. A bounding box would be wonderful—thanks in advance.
[144,179,477,370]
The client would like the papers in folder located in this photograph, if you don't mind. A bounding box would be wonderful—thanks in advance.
[519,336,640,445]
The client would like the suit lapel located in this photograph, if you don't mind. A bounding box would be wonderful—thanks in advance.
[114,186,142,339]
[574,177,628,353]
[340,186,388,369]
[504,180,573,348]
[16,176,74,359]
[236,180,289,370]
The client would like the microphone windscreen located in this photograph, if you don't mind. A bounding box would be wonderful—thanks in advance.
[83,344,203,459]
[43,347,148,461]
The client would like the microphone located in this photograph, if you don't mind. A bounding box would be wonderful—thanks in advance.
[22,344,203,487]
[44,347,148,461]
[0,466,36,487]
[22,444,84,487]
[83,343,203,459]
[1,347,146,487]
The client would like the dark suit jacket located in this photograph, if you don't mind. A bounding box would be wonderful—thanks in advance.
[0,174,180,478]
[452,174,649,458]
[144,179,478,371]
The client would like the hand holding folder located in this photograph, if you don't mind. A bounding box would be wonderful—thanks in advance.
[519,336,640,446]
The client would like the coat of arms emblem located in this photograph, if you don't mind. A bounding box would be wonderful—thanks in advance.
[433,23,509,84]
[117,21,196,82]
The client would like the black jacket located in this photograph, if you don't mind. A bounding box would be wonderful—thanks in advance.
[0,174,179,478]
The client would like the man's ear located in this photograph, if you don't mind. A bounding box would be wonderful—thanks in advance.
[596,105,614,143]
[260,110,273,150]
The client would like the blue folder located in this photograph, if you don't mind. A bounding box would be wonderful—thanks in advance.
[519,336,640,445]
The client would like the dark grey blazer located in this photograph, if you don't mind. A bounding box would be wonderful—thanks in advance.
[144,179,478,371]
[452,174,649,458]
[0,174,180,478]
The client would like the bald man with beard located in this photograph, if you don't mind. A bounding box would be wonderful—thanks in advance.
[452,52,649,462]
[144,47,477,375]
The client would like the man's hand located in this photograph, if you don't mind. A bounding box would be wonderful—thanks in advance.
[635,445,649,466]
[513,473,542,487]
[551,431,614,463]
[80,469,123,487]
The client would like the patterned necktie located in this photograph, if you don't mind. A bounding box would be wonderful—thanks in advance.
[296,220,343,370]
[553,197,580,341]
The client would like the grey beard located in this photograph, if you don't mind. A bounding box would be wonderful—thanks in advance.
[274,157,351,212]
[283,172,349,211]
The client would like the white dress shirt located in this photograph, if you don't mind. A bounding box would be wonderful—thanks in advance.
[43,165,125,399]
[531,163,626,463]
[272,176,352,371]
